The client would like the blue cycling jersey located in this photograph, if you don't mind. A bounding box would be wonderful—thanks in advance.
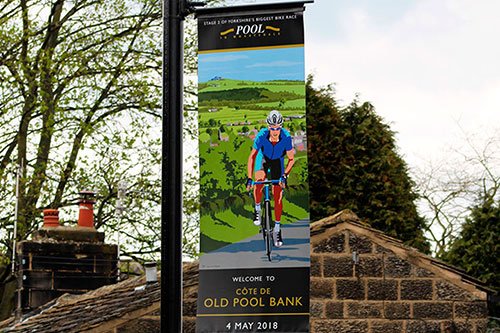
[253,128,292,176]
[253,128,293,160]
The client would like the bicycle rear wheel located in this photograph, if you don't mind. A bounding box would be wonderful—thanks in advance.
[264,200,273,261]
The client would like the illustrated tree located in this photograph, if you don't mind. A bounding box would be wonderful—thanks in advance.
[306,78,429,252]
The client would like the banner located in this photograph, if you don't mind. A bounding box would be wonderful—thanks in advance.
[197,4,310,332]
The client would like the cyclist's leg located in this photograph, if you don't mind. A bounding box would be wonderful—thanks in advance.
[252,154,266,225]
[253,152,266,204]
[252,172,265,226]
[273,184,283,222]
[272,184,284,247]
[253,170,265,203]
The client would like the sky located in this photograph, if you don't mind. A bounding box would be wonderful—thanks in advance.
[236,0,500,171]
[198,47,305,82]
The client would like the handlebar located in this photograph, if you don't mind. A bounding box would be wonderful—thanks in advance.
[247,179,286,198]
[252,179,282,186]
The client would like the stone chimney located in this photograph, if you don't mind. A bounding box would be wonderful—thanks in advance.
[16,193,118,313]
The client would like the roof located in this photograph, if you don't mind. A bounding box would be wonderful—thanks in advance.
[0,263,199,333]
[0,275,157,332]
[311,210,493,297]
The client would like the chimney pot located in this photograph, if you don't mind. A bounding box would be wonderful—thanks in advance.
[43,209,60,228]
[78,190,96,228]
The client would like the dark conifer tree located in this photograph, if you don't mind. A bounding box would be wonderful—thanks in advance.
[307,79,429,252]
[443,196,500,291]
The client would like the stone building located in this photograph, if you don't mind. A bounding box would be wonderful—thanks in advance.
[0,211,492,333]
[308,211,491,333]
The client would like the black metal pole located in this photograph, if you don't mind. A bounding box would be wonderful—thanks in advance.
[162,0,183,332]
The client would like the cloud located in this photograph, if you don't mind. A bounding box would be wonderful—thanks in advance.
[277,72,303,79]
[304,0,500,168]
[201,54,249,63]
[247,60,303,68]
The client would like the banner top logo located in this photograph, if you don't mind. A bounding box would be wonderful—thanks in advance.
[219,24,281,39]
[198,12,304,53]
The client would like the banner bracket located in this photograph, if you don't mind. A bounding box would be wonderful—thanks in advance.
[182,1,207,18]
[194,1,314,18]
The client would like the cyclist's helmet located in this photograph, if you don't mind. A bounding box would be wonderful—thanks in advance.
[266,110,284,126]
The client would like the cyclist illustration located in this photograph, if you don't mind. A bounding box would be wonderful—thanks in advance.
[246,110,295,248]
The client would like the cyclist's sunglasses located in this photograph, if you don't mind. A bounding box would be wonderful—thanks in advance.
[269,126,282,131]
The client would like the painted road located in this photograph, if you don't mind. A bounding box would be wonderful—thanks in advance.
[200,218,310,270]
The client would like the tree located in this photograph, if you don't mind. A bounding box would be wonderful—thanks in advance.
[414,161,473,258]
[443,195,500,291]
[0,0,165,263]
[414,131,499,290]
[208,118,217,127]
[0,0,217,319]
[307,78,429,252]
[0,0,163,319]
[415,133,500,257]
[0,0,219,268]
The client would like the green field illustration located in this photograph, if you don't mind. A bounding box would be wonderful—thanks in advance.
[198,77,309,253]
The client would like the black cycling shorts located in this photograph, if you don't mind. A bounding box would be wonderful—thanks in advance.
[260,158,283,181]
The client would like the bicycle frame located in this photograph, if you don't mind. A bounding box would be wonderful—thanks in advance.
[252,179,281,261]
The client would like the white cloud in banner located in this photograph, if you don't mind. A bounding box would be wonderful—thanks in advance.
[277,72,304,79]
[247,60,303,68]
[201,54,249,63]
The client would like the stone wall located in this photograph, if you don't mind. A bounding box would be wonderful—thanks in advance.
[310,230,489,333]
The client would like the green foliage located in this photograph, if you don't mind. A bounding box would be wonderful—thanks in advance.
[306,79,429,252]
[443,196,500,291]
[200,87,269,101]
[0,0,211,262]
[198,79,305,113]
[199,87,302,106]
[0,0,166,262]
[0,259,15,320]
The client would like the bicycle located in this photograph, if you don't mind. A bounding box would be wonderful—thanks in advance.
[250,179,282,262]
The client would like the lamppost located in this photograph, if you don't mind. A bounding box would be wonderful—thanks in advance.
[162,1,205,332]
